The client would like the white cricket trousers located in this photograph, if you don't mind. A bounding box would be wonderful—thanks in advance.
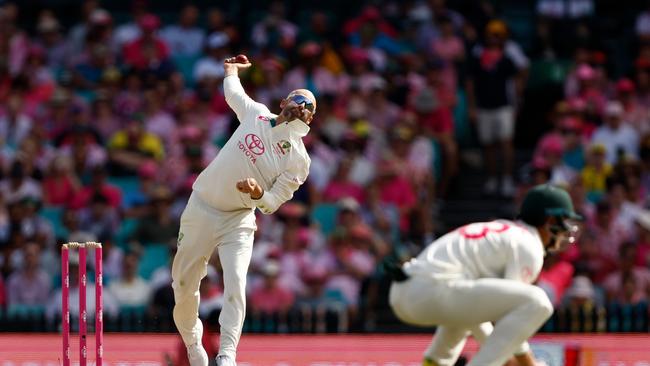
[172,192,256,361]
[389,276,553,366]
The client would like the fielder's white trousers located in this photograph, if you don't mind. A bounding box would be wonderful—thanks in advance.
[389,276,553,366]
[172,192,256,361]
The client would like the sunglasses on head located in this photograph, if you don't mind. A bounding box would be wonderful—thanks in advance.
[288,94,315,113]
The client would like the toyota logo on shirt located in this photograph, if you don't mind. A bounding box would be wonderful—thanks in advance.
[245,134,265,155]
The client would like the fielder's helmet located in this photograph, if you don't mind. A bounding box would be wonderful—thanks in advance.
[519,184,581,226]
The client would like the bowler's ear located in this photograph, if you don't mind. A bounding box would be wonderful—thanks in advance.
[279,99,287,109]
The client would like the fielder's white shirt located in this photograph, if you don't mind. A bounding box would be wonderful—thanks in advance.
[404,220,545,284]
[193,75,311,215]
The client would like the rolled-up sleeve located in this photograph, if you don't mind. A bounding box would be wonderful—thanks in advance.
[254,156,310,215]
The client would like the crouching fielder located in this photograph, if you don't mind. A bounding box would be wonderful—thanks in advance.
[388,184,581,366]
[172,55,315,366]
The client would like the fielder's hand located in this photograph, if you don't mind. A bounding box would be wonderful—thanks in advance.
[224,54,252,76]
[236,178,264,200]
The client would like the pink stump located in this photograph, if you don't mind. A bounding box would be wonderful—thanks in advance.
[79,245,87,366]
[61,246,70,366]
[95,245,103,366]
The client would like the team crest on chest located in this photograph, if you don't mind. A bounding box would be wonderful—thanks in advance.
[273,139,291,156]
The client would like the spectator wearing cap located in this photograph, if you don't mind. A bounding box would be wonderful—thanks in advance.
[193,32,230,83]
[249,260,295,329]
[591,101,639,165]
[567,64,607,116]
[466,19,523,197]
[123,14,171,72]
[534,134,576,186]
[107,114,165,176]
[6,241,51,308]
[132,185,179,246]
[603,242,650,305]
[160,4,205,57]
[563,275,598,309]
[283,42,339,97]
[251,0,298,55]
[581,143,612,202]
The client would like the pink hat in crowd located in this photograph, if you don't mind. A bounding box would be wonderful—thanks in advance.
[138,160,158,179]
[576,64,595,80]
[538,134,564,155]
[139,13,160,31]
[616,78,636,93]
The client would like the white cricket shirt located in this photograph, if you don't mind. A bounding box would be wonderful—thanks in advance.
[192,75,311,215]
[403,220,545,284]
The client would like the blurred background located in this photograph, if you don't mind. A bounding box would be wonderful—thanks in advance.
[1,0,650,364]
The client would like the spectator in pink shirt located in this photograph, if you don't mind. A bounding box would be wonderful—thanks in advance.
[70,166,121,209]
[143,88,175,146]
[123,14,171,73]
[431,15,464,92]
[42,154,80,206]
[603,242,650,305]
[587,200,633,271]
[249,261,295,332]
[368,160,416,233]
[322,159,365,204]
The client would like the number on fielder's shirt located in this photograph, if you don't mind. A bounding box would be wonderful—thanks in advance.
[458,222,510,239]
[403,220,545,284]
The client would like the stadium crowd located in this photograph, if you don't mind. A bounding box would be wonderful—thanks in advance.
[0,0,649,333]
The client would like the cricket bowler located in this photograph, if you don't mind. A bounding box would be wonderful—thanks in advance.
[172,54,315,366]
[388,184,581,366]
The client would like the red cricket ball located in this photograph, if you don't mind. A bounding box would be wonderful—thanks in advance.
[235,54,249,64]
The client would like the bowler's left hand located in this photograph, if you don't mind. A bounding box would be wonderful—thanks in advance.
[236,178,264,199]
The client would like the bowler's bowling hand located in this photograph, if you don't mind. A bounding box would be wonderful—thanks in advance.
[236,178,264,199]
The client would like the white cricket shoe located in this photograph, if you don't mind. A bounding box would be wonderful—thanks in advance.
[187,343,209,366]
[216,355,237,366]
